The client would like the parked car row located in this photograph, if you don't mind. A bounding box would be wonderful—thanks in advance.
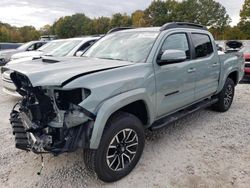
[0,35,57,52]
[0,41,47,65]
[1,36,100,95]
[1,22,245,182]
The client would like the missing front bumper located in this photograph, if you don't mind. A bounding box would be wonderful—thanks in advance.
[10,110,30,151]
[10,109,94,155]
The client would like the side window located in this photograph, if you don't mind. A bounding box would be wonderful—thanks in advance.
[78,40,95,51]
[35,42,44,50]
[191,33,213,58]
[27,44,35,51]
[75,40,96,56]
[161,33,190,59]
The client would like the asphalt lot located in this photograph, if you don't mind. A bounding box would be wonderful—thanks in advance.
[0,75,250,188]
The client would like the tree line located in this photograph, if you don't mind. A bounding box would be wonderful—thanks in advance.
[1,0,250,43]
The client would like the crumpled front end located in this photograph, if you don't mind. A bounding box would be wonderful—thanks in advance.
[9,71,95,155]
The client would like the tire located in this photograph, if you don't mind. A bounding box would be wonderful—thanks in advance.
[212,78,235,112]
[84,111,145,182]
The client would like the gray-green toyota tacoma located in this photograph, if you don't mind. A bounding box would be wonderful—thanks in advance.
[4,23,245,182]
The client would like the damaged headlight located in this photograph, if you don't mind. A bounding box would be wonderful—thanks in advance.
[54,88,91,110]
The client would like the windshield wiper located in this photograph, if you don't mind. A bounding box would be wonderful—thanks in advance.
[44,54,53,57]
[98,57,128,61]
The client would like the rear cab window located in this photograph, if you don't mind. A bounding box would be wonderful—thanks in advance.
[191,33,213,58]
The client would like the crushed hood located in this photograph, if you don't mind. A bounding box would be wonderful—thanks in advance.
[6,57,133,87]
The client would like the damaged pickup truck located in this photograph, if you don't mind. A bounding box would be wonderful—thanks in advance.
[3,22,244,182]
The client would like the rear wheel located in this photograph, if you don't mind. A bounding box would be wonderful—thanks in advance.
[212,78,235,112]
[84,112,145,182]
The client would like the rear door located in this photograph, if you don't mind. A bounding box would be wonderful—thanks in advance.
[190,33,220,100]
[154,32,196,117]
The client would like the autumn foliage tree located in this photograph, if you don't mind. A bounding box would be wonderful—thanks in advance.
[144,0,178,26]
[238,0,250,39]
[88,17,111,34]
[131,10,146,27]
[52,13,92,38]
[0,0,249,42]
[0,22,39,42]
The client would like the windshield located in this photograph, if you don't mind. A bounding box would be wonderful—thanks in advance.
[84,31,159,63]
[48,40,82,56]
[37,40,68,53]
[240,46,250,53]
[17,41,34,50]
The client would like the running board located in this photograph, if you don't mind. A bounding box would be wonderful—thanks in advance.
[150,98,218,130]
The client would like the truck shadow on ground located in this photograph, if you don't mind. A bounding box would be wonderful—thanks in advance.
[145,108,216,142]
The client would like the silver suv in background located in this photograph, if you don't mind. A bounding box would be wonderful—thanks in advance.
[0,41,46,65]
[2,36,100,96]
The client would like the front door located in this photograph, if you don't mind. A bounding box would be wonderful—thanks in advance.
[154,32,196,118]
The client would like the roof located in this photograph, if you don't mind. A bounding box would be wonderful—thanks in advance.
[116,27,161,33]
[108,22,207,34]
[47,36,101,43]
[27,40,47,43]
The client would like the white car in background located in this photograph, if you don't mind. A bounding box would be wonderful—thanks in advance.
[2,36,100,96]
[0,41,46,65]
[10,36,100,63]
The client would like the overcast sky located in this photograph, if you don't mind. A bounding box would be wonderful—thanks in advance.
[0,0,245,29]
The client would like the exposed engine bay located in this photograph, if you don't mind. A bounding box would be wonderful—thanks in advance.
[9,71,94,155]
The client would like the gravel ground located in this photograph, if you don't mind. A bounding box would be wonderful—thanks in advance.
[0,76,250,188]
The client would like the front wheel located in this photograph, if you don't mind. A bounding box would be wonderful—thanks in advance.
[212,78,235,112]
[84,112,145,182]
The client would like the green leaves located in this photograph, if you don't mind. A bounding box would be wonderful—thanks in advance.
[237,0,250,39]
[144,0,230,28]
[52,13,92,38]
[0,0,249,41]
[144,0,178,26]
[240,0,250,23]
[0,23,39,42]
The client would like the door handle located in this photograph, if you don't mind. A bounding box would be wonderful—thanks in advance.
[212,63,219,67]
[187,68,196,73]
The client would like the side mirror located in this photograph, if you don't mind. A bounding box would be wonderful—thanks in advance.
[75,51,84,57]
[157,49,187,65]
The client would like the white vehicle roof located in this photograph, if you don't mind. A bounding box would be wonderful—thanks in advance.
[53,36,101,57]
[10,36,100,60]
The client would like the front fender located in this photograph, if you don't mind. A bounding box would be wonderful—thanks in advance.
[89,88,154,149]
